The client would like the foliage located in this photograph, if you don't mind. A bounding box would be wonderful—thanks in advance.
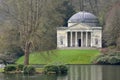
[0,0,65,65]
[17,49,100,64]
[56,0,75,26]
[58,65,68,74]
[68,0,119,15]
[5,46,24,63]
[44,65,59,74]
[0,68,4,72]
[103,2,120,48]
[44,64,68,74]
[23,65,36,74]
[108,46,116,50]
[17,64,24,71]
[36,68,44,73]
[93,52,120,65]
[4,65,16,72]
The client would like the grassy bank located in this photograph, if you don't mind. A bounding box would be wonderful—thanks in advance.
[0,68,4,72]
[16,49,100,64]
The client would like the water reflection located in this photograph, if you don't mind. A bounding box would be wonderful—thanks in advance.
[67,65,120,80]
[68,65,103,80]
[0,65,120,80]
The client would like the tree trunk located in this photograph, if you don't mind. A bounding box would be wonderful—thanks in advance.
[24,42,31,65]
[24,49,29,65]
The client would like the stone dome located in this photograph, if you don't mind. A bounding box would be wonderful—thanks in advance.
[68,11,100,26]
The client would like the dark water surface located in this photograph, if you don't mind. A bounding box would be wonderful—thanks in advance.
[0,65,120,80]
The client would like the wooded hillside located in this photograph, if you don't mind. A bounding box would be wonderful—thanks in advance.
[0,0,119,64]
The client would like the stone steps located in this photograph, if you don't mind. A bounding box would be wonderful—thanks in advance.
[57,47,98,50]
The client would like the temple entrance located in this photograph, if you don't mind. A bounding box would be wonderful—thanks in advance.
[66,31,93,47]
[78,39,81,47]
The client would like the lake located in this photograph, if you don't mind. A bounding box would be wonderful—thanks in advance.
[0,65,120,80]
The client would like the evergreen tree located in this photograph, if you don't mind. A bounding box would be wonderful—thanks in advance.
[57,0,76,26]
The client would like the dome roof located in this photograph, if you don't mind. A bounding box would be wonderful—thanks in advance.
[68,11,100,26]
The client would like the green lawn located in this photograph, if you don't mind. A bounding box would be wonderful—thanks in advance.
[16,49,100,64]
[0,68,4,72]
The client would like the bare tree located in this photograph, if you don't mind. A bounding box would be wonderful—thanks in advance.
[0,0,62,65]
[103,2,120,49]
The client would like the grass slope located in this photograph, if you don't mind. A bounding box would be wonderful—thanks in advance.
[16,49,100,64]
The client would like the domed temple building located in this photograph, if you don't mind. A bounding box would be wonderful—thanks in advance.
[57,11,102,48]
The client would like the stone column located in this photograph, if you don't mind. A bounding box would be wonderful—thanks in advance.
[75,32,78,47]
[86,32,88,47]
[81,31,83,47]
[66,32,68,47]
[91,32,92,47]
[70,31,73,47]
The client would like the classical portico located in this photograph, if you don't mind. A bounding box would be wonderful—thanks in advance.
[57,11,102,48]
[67,31,91,47]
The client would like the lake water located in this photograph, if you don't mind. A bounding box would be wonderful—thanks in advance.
[0,65,120,80]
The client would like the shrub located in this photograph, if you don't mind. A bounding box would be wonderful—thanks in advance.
[4,65,16,72]
[93,52,120,65]
[44,65,59,74]
[58,65,68,74]
[108,45,116,49]
[108,56,120,64]
[99,48,109,54]
[94,56,110,64]
[17,64,24,71]
[44,64,68,74]
[23,66,36,74]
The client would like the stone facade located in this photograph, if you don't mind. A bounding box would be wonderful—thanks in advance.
[57,12,102,48]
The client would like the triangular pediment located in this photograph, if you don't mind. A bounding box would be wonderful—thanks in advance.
[67,23,92,30]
